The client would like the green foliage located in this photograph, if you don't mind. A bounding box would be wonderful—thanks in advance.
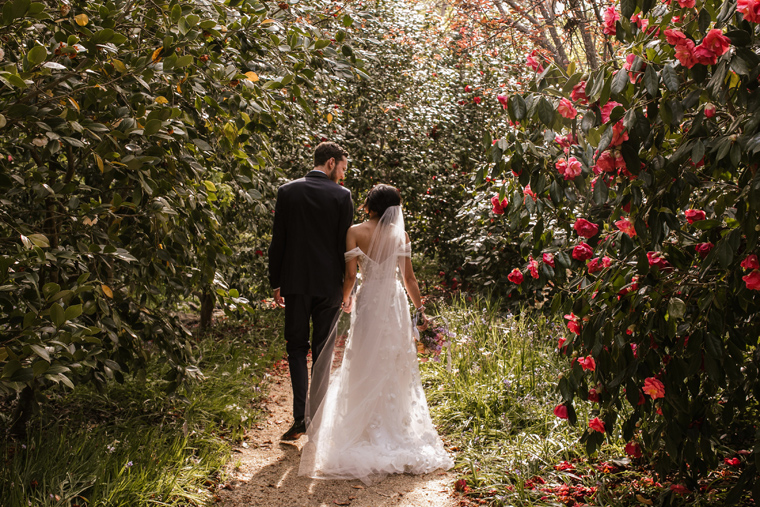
[475,0,760,495]
[0,313,284,506]
[0,0,360,398]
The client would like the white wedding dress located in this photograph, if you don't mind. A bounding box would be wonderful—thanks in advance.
[299,206,453,484]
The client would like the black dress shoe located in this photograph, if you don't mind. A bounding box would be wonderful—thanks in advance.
[281,419,306,441]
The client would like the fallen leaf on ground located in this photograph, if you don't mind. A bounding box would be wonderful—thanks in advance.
[352,485,364,489]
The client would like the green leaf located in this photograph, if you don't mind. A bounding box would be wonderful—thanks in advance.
[43,282,61,299]
[537,97,555,127]
[29,344,50,362]
[174,55,193,68]
[143,119,162,136]
[620,0,635,18]
[27,45,47,66]
[593,177,609,205]
[611,68,629,95]
[661,64,679,92]
[644,65,658,97]
[581,111,596,133]
[698,8,711,34]
[12,0,30,19]
[64,304,82,321]
[511,94,527,120]
[50,303,65,327]
[668,298,686,319]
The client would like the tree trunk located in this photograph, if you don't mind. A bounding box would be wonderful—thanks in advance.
[200,288,215,330]
[567,0,599,69]
[493,0,561,62]
[537,0,569,66]
[9,386,35,439]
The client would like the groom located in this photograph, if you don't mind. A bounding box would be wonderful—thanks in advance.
[268,142,354,441]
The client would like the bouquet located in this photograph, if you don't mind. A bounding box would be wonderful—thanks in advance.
[415,318,450,361]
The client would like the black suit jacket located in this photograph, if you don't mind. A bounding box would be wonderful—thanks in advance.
[268,171,353,299]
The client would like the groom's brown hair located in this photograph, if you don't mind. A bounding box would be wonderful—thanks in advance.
[314,142,348,167]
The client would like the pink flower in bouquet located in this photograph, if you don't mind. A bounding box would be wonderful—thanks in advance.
[738,0,760,22]
[695,242,714,258]
[508,268,524,284]
[491,195,508,214]
[543,252,555,267]
[741,254,759,269]
[571,81,587,103]
[528,257,539,278]
[573,218,599,238]
[742,270,760,290]
[603,5,619,35]
[601,101,622,123]
[643,377,665,399]
[625,442,643,458]
[589,417,605,433]
[553,404,569,419]
[573,242,594,261]
[685,208,706,223]
[558,98,578,119]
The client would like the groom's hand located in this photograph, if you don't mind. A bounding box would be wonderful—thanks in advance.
[273,288,285,308]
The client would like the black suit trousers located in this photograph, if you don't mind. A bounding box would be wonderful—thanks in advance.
[283,294,341,420]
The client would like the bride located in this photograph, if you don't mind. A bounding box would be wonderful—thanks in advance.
[299,184,453,484]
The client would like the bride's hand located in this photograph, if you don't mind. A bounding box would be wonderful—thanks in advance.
[416,313,430,332]
[342,297,353,313]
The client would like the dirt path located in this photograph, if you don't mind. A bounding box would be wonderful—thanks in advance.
[218,359,459,507]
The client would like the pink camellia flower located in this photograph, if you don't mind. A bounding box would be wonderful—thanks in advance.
[555,132,577,148]
[695,242,714,258]
[600,100,622,123]
[564,312,581,335]
[465,85,472,92]
[647,251,671,270]
[473,96,482,105]
[554,404,569,419]
[624,54,646,83]
[589,417,606,433]
[625,442,643,458]
[543,252,555,267]
[643,377,666,399]
[571,81,587,103]
[497,94,508,109]
[611,121,629,146]
[563,157,583,180]
[587,257,604,273]
[742,269,760,290]
[702,29,732,57]
[724,457,741,466]
[670,484,691,495]
[631,12,649,31]
[491,195,508,214]
[685,208,706,223]
[602,256,612,268]
[694,44,719,66]
[528,257,539,278]
[508,268,524,284]
[603,5,619,35]
[527,51,544,73]
[675,39,697,68]
[578,355,596,371]
[741,254,759,269]
[555,157,568,174]
[588,388,600,403]
[704,103,716,118]
[558,98,578,119]
[594,150,617,174]
[738,0,760,23]
[558,336,567,349]
[677,0,695,7]
[573,218,599,238]
[665,28,687,46]
[524,184,536,201]
[572,242,594,261]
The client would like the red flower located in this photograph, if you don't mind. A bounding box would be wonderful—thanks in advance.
[464,85,472,92]
[600,101,622,123]
[643,377,665,399]
[701,29,731,57]
[524,184,536,201]
[527,51,544,73]
[543,252,555,267]
[564,312,581,335]
[578,355,596,371]
[631,12,649,31]
[553,404,569,419]
[665,29,687,46]
[704,103,716,118]
[528,257,539,279]
[724,457,741,466]
[255,249,264,256]
[556,157,583,180]
[695,242,714,258]
[603,5,619,35]
[738,0,760,22]
[674,39,697,68]
[741,254,759,269]
[473,96,482,104]
[624,54,646,83]
[670,484,691,495]
[625,442,643,458]
[615,218,636,236]
[497,94,508,108]
[588,388,600,403]
[611,120,629,146]
[572,243,594,261]
[742,269,760,290]
[558,98,578,119]
[587,257,604,274]
[455,479,470,492]
[588,417,605,433]
[508,268,524,284]
[491,195,508,214]
[677,0,695,7]
[571,81,587,103]
[602,256,612,268]
[647,251,670,270]
[694,44,719,66]
[685,208,706,223]
[573,218,599,238]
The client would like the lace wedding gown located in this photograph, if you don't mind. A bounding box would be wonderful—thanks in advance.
[299,206,453,485]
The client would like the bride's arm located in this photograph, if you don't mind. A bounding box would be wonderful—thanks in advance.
[400,233,428,330]
[342,228,358,312]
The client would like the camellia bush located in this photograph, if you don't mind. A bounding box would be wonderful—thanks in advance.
[0,0,361,432]
[485,0,760,498]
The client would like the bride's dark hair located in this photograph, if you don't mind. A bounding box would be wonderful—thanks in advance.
[362,184,401,217]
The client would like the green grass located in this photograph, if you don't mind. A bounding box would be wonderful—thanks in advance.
[0,312,285,507]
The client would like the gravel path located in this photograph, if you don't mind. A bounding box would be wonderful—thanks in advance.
[218,359,459,507]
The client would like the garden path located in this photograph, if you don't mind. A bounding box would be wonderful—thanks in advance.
[218,359,458,507]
